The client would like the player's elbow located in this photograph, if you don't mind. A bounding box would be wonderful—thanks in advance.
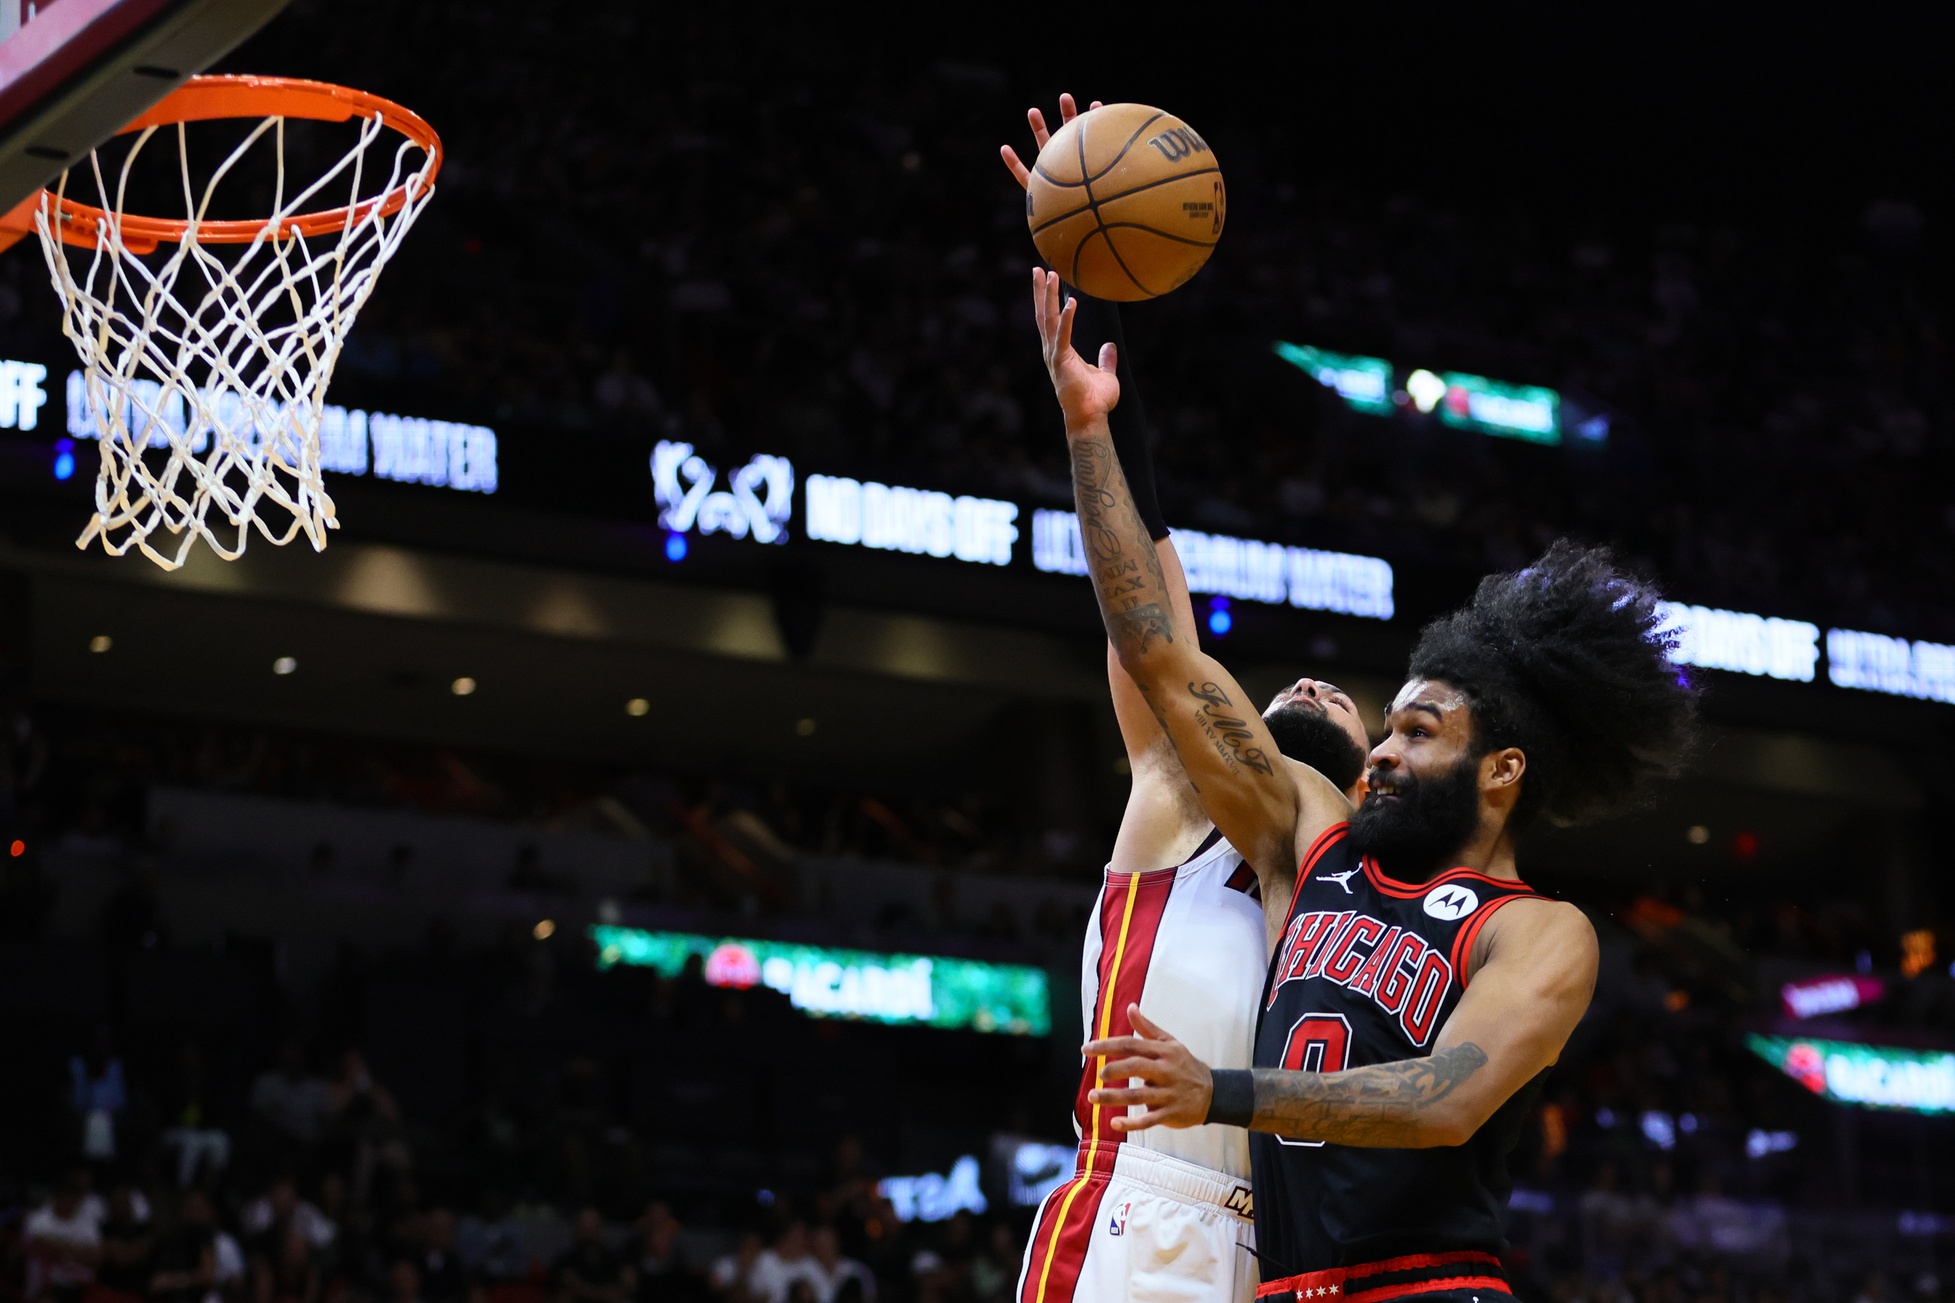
[1419,1108,1480,1149]
[1415,1094,1497,1148]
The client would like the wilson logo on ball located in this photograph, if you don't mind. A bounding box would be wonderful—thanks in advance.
[1146,126,1210,163]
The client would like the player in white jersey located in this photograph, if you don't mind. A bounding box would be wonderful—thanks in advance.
[1001,94,1374,1303]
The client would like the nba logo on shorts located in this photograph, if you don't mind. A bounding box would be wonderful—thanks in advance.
[1107,1201,1130,1237]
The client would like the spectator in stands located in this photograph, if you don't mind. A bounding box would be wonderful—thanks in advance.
[389,1261,426,1303]
[707,1232,763,1303]
[632,1202,702,1303]
[414,1209,470,1303]
[806,1227,872,1303]
[161,1041,233,1188]
[24,1170,102,1303]
[244,1178,338,1256]
[456,1190,531,1289]
[252,1227,321,1303]
[94,1183,155,1299]
[324,1049,408,1202]
[747,1223,820,1303]
[68,1030,129,1163]
[251,1039,335,1156]
[967,1224,1020,1303]
[551,1209,635,1303]
[149,1192,218,1303]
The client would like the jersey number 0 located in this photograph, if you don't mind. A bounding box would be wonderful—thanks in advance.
[1273,1012,1351,1149]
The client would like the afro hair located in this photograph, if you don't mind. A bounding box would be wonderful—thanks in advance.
[1405,539,1700,830]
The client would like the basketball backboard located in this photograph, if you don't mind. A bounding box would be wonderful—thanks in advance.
[0,0,286,240]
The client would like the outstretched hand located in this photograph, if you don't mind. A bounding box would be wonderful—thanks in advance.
[999,92,1104,191]
[1032,267,1119,430]
[1084,1004,1215,1131]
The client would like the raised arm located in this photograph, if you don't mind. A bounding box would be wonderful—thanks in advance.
[1105,542,1209,873]
[1033,267,1343,887]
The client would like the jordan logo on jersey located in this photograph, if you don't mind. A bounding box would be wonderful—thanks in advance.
[1265,909,1455,1045]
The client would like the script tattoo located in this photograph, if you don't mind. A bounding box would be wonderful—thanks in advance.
[1186,680,1276,777]
[1070,434,1174,657]
[1249,1042,1490,1147]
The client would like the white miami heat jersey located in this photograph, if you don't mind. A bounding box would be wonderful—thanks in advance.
[1075,830,1267,1179]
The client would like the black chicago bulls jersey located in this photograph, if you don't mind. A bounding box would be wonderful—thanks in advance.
[1250,823,1548,1277]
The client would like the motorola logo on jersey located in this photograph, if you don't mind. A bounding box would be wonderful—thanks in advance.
[1423,884,1479,921]
[1266,909,1456,1046]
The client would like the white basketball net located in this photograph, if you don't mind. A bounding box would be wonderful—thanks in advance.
[33,108,436,569]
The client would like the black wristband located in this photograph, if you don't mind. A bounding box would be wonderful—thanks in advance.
[1063,286,1171,541]
[1206,1069,1255,1128]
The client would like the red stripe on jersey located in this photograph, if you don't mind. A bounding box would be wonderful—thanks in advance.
[1018,1165,1116,1303]
[1362,855,1537,900]
[1300,821,1351,874]
[1451,892,1536,985]
[1073,869,1175,1143]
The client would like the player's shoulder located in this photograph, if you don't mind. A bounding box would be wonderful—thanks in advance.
[1481,895,1597,963]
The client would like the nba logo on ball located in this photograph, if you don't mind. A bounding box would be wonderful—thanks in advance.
[1107,1202,1130,1237]
[1423,885,1479,921]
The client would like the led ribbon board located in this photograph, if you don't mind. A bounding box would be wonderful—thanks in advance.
[1747,1034,1955,1115]
[806,473,1018,565]
[1031,510,1394,620]
[589,924,1050,1036]
[61,369,498,493]
[1656,601,1820,683]
[1827,628,1955,704]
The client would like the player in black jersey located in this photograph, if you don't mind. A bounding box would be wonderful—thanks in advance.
[1027,268,1699,1302]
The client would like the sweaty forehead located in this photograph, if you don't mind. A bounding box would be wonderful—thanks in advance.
[1389,678,1472,721]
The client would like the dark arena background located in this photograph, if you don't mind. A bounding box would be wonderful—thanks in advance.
[0,5,1952,1303]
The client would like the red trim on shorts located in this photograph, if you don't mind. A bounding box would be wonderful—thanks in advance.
[1018,1162,1117,1303]
[1257,1251,1509,1301]
[1450,892,1535,985]
[1343,1275,1513,1303]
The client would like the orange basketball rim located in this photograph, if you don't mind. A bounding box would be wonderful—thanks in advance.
[0,73,442,255]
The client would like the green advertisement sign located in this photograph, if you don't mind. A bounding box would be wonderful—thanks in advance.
[589,924,1050,1037]
[1274,342,1396,417]
[1434,371,1561,445]
[1747,1034,1955,1114]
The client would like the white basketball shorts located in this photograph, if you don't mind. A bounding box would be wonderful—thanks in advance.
[1017,1141,1258,1303]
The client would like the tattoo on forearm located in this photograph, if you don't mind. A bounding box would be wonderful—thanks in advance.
[1249,1043,1490,1147]
[1185,681,1275,777]
[1071,434,1173,657]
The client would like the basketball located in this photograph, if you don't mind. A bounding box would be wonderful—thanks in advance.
[1026,102,1226,302]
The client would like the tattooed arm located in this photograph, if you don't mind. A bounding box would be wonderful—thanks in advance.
[1082,897,1599,1146]
[1031,267,1345,891]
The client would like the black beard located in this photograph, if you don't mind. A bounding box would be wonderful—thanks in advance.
[1348,751,1483,880]
[1262,700,1367,792]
